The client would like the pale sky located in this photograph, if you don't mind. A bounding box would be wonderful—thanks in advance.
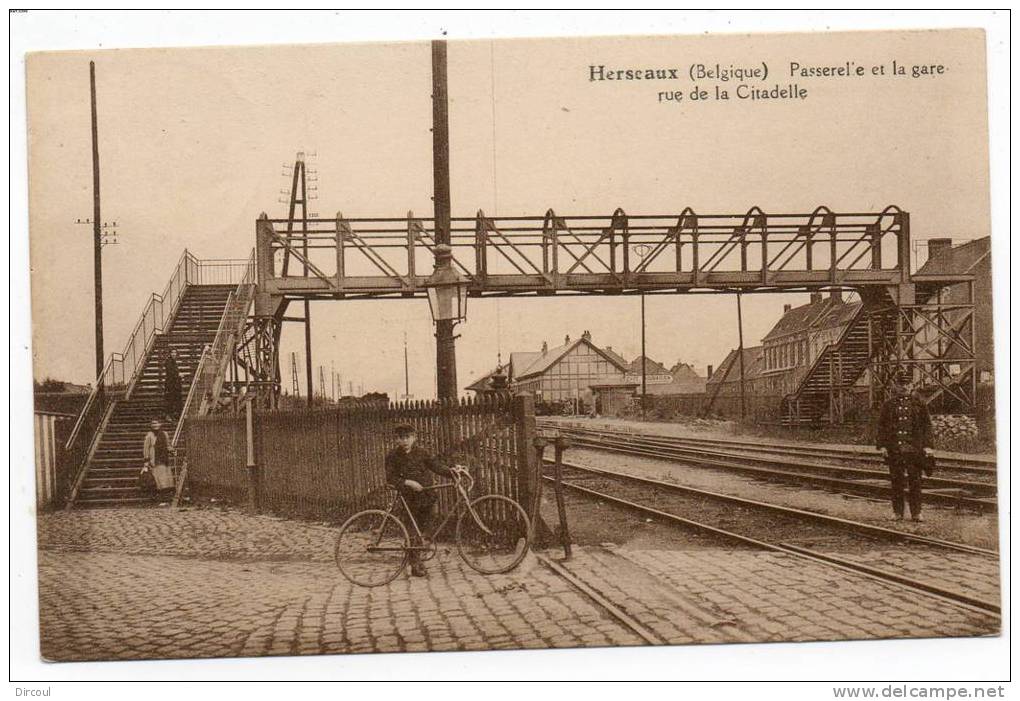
[27,29,989,398]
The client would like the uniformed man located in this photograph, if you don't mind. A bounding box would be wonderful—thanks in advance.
[163,348,183,421]
[384,424,453,576]
[876,376,934,522]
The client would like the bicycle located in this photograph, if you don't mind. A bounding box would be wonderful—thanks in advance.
[334,465,532,587]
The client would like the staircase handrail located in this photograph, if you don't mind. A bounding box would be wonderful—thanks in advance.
[65,249,257,447]
[170,249,256,506]
[203,248,256,400]
[122,251,198,397]
[784,302,868,405]
[172,345,211,450]
[61,355,125,508]
[65,353,119,450]
[177,248,256,432]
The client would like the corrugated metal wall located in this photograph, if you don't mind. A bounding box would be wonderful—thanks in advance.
[34,411,73,509]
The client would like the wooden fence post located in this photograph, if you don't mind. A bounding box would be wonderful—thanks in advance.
[513,393,538,524]
[245,398,259,512]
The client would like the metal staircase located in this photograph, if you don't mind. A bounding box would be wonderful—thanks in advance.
[781,303,873,425]
[65,252,254,509]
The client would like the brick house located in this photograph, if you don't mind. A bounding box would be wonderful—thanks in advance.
[706,290,865,419]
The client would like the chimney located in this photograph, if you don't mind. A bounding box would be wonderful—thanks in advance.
[707,364,713,379]
[582,329,592,341]
[783,303,792,314]
[541,341,548,353]
[927,238,953,261]
[564,334,570,345]
[810,291,822,305]
[829,287,842,303]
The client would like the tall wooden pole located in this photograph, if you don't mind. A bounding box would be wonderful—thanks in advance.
[300,159,314,407]
[89,61,104,380]
[432,40,458,401]
[736,292,747,420]
[640,293,647,419]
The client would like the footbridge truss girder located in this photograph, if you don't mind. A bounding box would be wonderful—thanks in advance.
[255,206,921,300]
[235,206,977,417]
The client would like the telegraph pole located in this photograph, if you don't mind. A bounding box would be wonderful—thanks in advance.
[641,293,647,419]
[89,61,104,380]
[736,292,747,421]
[432,40,458,401]
[280,152,317,405]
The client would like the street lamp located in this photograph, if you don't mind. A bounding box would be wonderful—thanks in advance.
[426,244,469,400]
[426,244,468,323]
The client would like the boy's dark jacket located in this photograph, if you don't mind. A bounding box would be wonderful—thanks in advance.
[385,444,452,488]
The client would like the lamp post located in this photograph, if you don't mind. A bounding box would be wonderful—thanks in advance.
[633,243,651,419]
[426,244,468,400]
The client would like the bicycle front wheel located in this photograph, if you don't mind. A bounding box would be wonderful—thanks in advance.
[456,495,531,574]
[335,509,409,587]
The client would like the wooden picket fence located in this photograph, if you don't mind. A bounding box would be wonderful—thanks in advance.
[185,393,538,527]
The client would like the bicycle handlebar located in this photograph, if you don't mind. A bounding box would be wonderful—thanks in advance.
[450,464,474,493]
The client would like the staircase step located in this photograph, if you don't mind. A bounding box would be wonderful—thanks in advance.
[75,498,155,508]
[70,280,238,509]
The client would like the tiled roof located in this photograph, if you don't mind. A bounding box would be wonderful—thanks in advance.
[465,368,500,392]
[668,362,703,380]
[915,237,990,276]
[602,346,628,367]
[516,341,573,378]
[762,297,861,342]
[812,300,863,329]
[707,345,765,385]
[626,356,670,375]
[508,352,540,378]
[762,298,832,341]
[514,337,630,380]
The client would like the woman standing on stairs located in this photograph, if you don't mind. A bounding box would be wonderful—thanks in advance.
[163,348,183,421]
[142,418,175,503]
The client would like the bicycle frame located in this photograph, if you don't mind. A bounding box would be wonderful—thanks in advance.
[367,473,493,554]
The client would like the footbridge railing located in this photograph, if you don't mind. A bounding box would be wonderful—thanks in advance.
[171,249,257,505]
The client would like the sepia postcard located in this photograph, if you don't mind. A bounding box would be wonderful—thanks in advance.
[21,20,1004,677]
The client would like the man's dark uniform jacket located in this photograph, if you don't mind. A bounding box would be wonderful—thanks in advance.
[163,355,182,397]
[876,394,933,454]
[385,444,452,490]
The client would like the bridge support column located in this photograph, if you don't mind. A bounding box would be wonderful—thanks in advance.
[244,289,287,410]
[250,315,282,410]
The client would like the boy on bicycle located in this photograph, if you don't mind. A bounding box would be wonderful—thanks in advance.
[384,424,454,577]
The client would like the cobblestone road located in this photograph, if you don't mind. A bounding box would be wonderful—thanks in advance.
[558,547,997,645]
[36,508,999,661]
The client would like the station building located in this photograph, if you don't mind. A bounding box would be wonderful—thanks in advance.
[465,332,706,413]
[465,331,629,404]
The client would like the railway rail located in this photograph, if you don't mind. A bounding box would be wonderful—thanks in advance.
[539,420,996,473]
[539,422,997,512]
[540,459,1000,619]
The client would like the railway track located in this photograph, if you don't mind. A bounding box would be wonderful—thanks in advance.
[539,423,997,512]
[540,459,1000,618]
[539,420,996,474]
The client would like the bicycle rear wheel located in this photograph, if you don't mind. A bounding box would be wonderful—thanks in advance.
[456,495,531,574]
[335,509,409,587]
